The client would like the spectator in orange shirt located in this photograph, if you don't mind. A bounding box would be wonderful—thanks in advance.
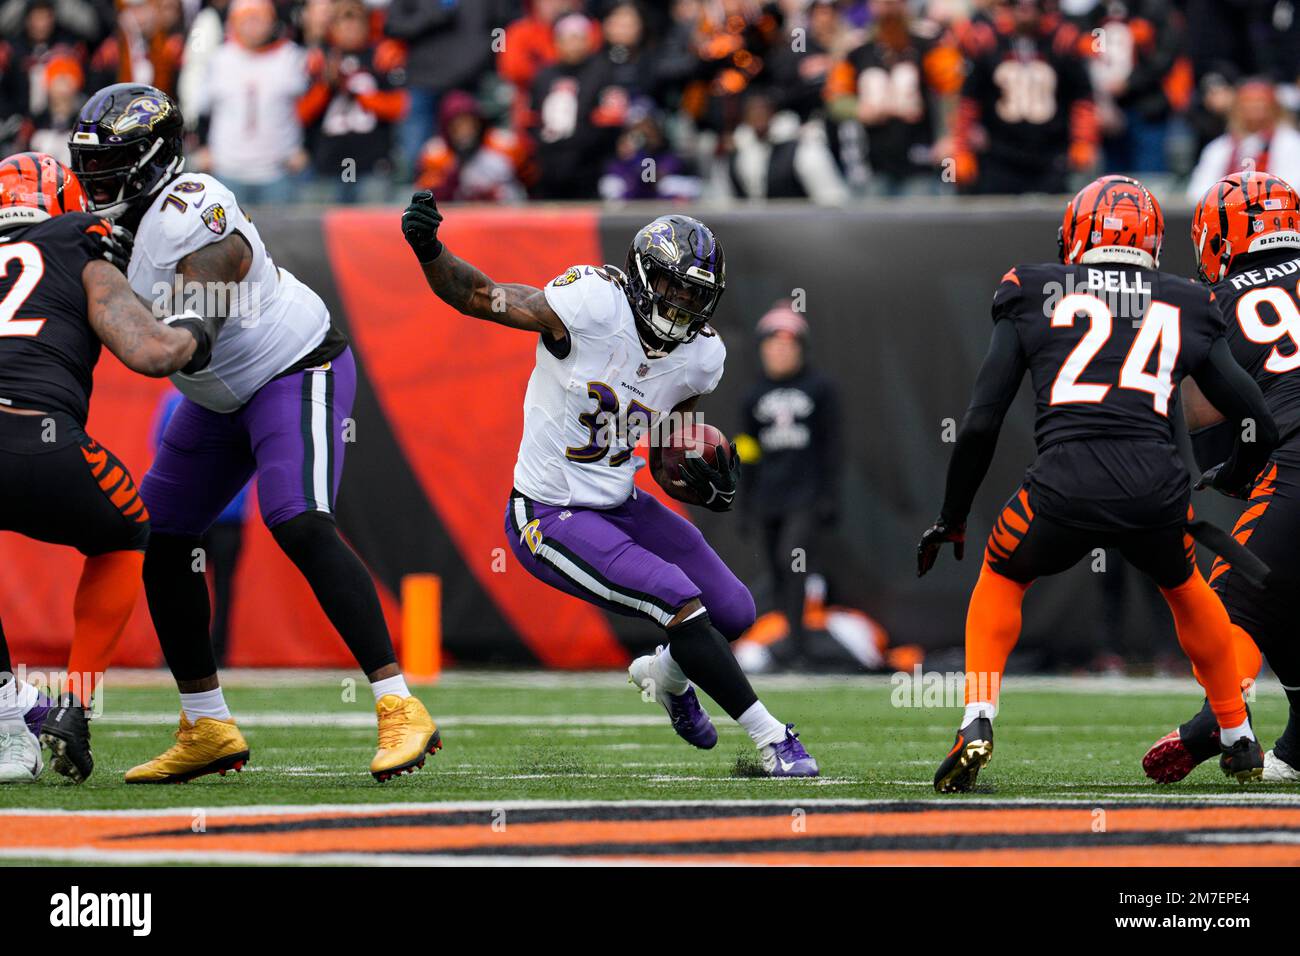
[298,0,407,203]
[416,90,527,202]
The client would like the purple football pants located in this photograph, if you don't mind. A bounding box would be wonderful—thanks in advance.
[142,349,355,535]
[505,488,756,639]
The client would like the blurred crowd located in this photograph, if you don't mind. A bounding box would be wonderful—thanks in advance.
[5,0,1300,205]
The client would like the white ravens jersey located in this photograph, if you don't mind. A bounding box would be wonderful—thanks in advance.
[127,173,330,412]
[513,265,726,508]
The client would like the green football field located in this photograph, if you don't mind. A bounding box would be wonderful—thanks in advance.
[2,672,1297,866]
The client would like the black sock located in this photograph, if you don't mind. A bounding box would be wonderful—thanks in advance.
[665,610,758,721]
[144,533,217,683]
[270,512,397,677]
[1273,689,1300,767]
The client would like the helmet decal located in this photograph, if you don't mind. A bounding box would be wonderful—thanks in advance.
[108,94,173,136]
[644,219,678,260]
[1191,171,1300,283]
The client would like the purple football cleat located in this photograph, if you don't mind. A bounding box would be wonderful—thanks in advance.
[23,694,53,741]
[762,724,820,777]
[628,652,718,749]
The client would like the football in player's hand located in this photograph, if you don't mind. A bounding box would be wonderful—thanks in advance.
[654,423,733,506]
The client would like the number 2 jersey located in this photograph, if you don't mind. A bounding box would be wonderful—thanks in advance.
[994,262,1226,529]
[0,212,113,424]
[512,265,725,508]
[127,173,345,413]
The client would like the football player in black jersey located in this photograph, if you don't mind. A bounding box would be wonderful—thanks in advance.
[917,174,1278,792]
[1145,171,1300,785]
[0,152,216,784]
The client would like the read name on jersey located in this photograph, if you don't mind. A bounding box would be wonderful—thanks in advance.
[512,265,725,508]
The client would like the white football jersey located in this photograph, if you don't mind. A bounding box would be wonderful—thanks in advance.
[128,173,331,412]
[512,265,726,508]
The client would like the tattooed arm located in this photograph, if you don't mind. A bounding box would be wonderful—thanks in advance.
[177,231,253,321]
[82,259,200,376]
[401,191,567,340]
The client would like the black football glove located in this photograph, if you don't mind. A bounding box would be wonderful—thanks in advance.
[100,224,134,273]
[401,191,444,262]
[1194,462,1260,501]
[917,518,966,577]
[679,443,739,512]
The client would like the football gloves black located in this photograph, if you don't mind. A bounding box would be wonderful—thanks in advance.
[1194,462,1259,501]
[680,443,739,512]
[401,191,444,263]
[100,224,134,273]
[917,518,966,577]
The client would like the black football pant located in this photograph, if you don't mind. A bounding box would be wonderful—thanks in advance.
[1208,457,1300,756]
[984,485,1194,590]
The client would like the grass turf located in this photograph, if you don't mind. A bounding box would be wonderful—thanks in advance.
[0,672,1291,811]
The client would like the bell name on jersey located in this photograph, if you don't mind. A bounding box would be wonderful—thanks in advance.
[513,265,725,508]
[127,172,332,412]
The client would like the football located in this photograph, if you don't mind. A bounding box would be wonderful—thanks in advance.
[654,422,731,505]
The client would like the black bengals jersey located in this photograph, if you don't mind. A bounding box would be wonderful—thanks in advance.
[996,262,1224,451]
[0,212,110,425]
[993,262,1225,529]
[1209,249,1300,448]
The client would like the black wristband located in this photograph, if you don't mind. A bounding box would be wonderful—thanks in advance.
[415,239,444,264]
[163,312,214,374]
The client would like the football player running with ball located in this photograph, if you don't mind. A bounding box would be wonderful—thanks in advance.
[401,193,819,776]
[917,175,1278,792]
[69,84,439,783]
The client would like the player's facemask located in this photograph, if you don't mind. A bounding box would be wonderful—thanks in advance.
[69,138,183,221]
[641,262,722,343]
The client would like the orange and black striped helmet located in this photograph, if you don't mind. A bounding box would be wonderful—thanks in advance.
[0,151,88,231]
[1191,171,1300,283]
[1058,174,1164,270]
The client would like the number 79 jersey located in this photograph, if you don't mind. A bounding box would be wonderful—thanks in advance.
[996,262,1225,452]
[512,265,725,508]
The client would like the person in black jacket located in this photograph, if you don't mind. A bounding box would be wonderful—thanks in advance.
[385,0,509,176]
[738,301,841,668]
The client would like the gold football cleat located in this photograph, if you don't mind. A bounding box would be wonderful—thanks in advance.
[371,694,441,782]
[125,712,250,784]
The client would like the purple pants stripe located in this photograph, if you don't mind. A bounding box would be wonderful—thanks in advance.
[505,489,756,638]
[141,348,356,536]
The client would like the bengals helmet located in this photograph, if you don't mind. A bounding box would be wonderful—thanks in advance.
[626,215,726,345]
[0,151,89,231]
[1192,171,1300,283]
[1058,174,1164,269]
[69,82,184,223]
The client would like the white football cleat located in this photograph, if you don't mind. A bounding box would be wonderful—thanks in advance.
[1263,749,1300,782]
[0,718,43,783]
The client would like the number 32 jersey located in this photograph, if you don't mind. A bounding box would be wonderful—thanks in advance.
[996,262,1225,452]
[513,265,725,508]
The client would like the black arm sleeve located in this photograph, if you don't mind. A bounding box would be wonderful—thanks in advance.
[1190,337,1280,489]
[939,318,1027,524]
[1189,420,1236,473]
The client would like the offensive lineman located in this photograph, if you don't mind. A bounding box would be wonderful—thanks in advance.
[69,84,439,783]
[401,193,820,776]
[917,175,1277,791]
[0,152,212,783]
[1144,171,1300,784]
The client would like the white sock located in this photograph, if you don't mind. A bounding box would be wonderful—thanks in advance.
[371,675,411,702]
[16,680,39,712]
[0,678,25,721]
[655,646,689,695]
[1221,718,1254,746]
[962,702,995,728]
[739,701,787,748]
[180,688,232,723]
